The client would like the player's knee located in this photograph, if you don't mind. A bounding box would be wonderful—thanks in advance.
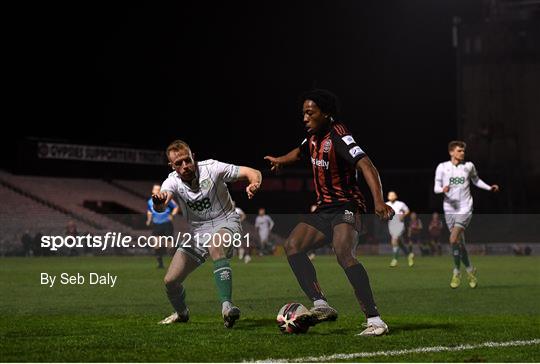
[336,254,357,269]
[164,274,179,287]
[284,238,301,255]
[334,248,357,268]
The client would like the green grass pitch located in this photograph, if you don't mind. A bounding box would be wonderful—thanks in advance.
[1,255,539,362]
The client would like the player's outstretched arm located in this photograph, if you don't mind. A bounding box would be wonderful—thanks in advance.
[152,191,173,213]
[470,163,500,192]
[264,147,302,173]
[238,166,262,199]
[356,157,395,221]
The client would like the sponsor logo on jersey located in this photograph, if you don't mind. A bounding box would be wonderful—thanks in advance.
[343,209,355,224]
[349,146,364,158]
[342,135,356,145]
[449,177,466,185]
[311,157,329,169]
[323,139,332,153]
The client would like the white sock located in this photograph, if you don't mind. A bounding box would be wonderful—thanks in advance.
[222,301,232,313]
[367,316,384,325]
[313,299,328,307]
[392,247,398,254]
[453,268,460,275]
[466,266,474,273]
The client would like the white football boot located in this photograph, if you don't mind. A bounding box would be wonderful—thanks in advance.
[357,318,389,336]
[158,308,189,324]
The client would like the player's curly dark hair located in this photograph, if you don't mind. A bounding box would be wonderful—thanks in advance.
[301,89,340,118]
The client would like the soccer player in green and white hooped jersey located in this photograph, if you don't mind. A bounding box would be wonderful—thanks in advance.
[434,140,499,289]
[153,140,262,328]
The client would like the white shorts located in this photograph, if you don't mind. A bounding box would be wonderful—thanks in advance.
[388,222,405,240]
[444,212,473,230]
[258,231,270,243]
[178,218,242,265]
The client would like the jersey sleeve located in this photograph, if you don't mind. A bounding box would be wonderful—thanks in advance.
[267,216,275,230]
[469,163,492,191]
[434,164,444,194]
[401,202,410,215]
[167,199,177,210]
[161,175,177,195]
[332,131,367,166]
[213,160,241,183]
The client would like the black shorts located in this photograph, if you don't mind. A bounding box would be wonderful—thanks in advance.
[151,221,174,237]
[301,201,362,239]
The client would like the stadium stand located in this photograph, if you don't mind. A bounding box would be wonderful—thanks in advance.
[0,170,146,231]
[0,170,287,256]
[0,183,96,254]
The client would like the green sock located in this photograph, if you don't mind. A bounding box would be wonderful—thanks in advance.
[459,237,471,268]
[392,246,399,259]
[452,244,461,270]
[460,244,471,268]
[213,258,232,304]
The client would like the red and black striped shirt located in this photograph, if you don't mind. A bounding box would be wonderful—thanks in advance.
[300,122,367,210]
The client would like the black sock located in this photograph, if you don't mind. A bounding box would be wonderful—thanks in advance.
[165,283,187,313]
[344,263,380,318]
[398,241,409,255]
[287,252,326,302]
[157,254,164,268]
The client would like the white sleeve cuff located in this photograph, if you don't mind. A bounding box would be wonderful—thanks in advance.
[474,179,492,191]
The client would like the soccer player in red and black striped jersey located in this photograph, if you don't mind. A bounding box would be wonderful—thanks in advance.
[265,89,395,336]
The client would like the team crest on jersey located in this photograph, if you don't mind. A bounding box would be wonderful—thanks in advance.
[200,179,212,190]
[323,139,332,153]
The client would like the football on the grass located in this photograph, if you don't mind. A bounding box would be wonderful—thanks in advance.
[276,303,312,334]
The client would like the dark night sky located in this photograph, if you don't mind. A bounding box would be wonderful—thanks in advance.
[8,1,483,171]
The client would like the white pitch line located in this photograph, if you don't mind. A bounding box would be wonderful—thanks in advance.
[251,338,540,363]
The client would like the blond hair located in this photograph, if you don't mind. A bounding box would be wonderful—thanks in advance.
[166,140,191,156]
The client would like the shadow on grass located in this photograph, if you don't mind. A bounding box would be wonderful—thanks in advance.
[235,318,351,335]
[236,317,277,329]
[389,321,457,334]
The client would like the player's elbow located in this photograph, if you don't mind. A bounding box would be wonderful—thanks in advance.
[356,156,376,175]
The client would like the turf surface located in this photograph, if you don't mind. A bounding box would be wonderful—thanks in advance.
[1,255,539,362]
